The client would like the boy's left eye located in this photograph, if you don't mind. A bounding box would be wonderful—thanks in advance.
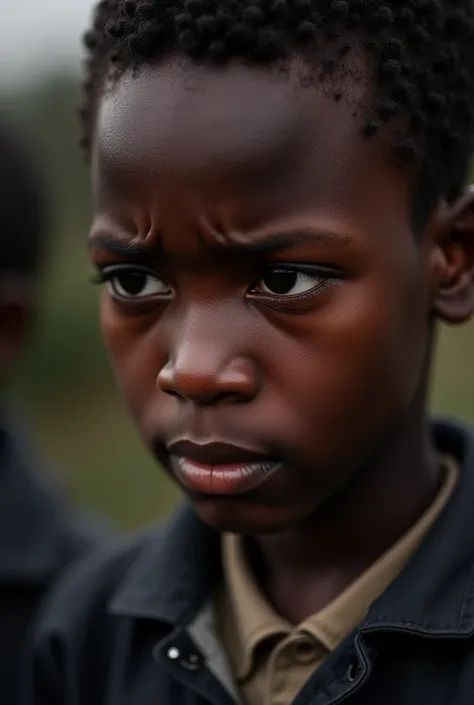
[253,267,326,297]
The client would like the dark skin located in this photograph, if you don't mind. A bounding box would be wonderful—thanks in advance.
[90,55,474,622]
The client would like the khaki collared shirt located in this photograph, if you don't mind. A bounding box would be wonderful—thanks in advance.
[213,457,459,705]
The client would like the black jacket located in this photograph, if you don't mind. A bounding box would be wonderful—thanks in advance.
[0,414,108,704]
[23,420,474,705]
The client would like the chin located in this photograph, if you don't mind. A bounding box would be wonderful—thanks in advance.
[192,496,304,536]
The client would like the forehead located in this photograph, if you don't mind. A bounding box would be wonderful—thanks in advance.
[99,57,309,164]
[94,55,410,231]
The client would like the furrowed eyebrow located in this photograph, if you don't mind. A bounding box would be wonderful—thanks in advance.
[88,232,158,263]
[88,227,352,260]
[208,228,353,255]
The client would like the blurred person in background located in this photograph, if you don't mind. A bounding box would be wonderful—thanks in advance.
[0,115,110,704]
[21,0,474,704]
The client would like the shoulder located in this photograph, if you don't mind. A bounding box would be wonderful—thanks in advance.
[33,502,214,642]
[36,524,162,639]
[21,526,161,704]
[23,504,218,704]
[24,525,167,704]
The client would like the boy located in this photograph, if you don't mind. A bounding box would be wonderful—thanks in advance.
[24,0,474,703]
[0,117,108,703]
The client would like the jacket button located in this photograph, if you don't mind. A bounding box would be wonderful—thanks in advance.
[346,662,362,683]
[167,646,180,661]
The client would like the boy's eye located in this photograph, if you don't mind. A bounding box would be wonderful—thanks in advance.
[100,266,171,300]
[255,267,326,297]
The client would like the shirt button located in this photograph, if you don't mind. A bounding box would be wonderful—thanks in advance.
[293,636,317,664]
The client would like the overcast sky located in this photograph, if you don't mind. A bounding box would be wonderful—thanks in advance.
[0,0,96,86]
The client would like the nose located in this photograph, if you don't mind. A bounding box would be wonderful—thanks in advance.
[158,357,258,404]
[157,314,259,405]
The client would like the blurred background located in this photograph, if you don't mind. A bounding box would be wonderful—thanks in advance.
[0,0,473,530]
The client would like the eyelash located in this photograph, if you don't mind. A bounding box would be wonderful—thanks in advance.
[90,264,157,285]
[251,264,336,302]
[91,263,338,308]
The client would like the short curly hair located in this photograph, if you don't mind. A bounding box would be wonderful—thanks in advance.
[80,0,474,227]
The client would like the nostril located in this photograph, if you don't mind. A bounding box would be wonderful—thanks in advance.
[225,392,251,404]
[162,388,238,405]
[164,388,182,400]
[156,355,259,404]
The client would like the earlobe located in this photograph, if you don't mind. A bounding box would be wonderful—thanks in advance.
[432,185,474,325]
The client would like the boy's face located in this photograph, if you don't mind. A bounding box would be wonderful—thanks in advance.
[90,56,469,534]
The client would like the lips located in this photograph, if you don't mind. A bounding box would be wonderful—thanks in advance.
[167,440,282,496]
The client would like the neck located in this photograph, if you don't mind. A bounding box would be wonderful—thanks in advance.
[251,401,442,623]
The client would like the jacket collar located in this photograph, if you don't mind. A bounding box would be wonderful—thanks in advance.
[110,419,474,638]
[363,418,474,636]
[110,502,220,624]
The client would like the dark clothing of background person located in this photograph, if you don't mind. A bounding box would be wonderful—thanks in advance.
[0,413,107,704]
[0,117,110,704]
[23,421,474,705]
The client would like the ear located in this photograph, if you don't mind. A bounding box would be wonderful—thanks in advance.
[0,279,34,381]
[430,185,474,325]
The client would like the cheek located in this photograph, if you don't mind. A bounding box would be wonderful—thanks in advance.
[100,298,163,414]
[269,277,428,450]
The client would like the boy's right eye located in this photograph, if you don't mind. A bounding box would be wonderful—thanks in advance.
[95,265,172,301]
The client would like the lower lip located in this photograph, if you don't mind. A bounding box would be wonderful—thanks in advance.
[170,456,281,496]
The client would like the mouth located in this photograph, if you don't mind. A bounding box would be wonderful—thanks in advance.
[167,440,282,496]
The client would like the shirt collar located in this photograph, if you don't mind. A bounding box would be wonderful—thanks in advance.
[362,419,474,637]
[218,454,459,679]
[217,532,289,679]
